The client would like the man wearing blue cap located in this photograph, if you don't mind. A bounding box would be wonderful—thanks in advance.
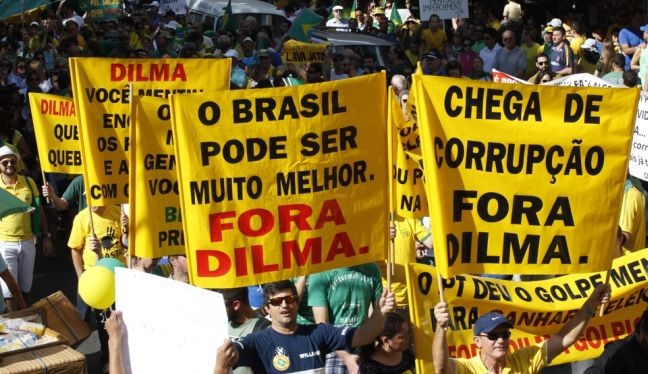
[432,284,610,373]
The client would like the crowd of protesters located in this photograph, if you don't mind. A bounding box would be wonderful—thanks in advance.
[0,0,647,373]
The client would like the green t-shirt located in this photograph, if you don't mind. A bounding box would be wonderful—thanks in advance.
[62,175,86,211]
[307,263,382,327]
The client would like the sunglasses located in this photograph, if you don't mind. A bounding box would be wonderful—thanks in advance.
[481,331,511,341]
[537,61,548,66]
[267,295,297,307]
[541,78,551,83]
[1,159,16,166]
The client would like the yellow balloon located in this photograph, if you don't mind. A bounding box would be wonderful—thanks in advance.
[78,266,115,310]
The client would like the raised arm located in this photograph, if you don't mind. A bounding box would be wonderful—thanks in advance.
[433,302,456,374]
[546,284,611,362]
[350,289,394,347]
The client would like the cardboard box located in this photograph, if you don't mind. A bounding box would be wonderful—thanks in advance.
[30,292,90,346]
[0,344,87,373]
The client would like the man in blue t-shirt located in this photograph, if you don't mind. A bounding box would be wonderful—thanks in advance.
[214,280,395,374]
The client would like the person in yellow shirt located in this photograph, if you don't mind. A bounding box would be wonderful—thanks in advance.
[0,146,52,311]
[432,284,610,374]
[68,203,126,370]
[420,14,448,58]
[619,177,646,253]
[380,216,432,311]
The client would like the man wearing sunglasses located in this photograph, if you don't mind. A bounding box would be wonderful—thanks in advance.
[432,283,610,373]
[527,54,551,83]
[0,146,52,311]
[215,280,395,374]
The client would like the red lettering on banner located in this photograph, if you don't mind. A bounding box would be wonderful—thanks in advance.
[209,199,347,242]
[196,250,231,277]
[40,99,76,117]
[110,63,187,82]
[195,231,369,278]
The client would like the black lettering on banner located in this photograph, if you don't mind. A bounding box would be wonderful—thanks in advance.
[97,137,119,152]
[514,286,532,301]
[472,277,512,301]
[300,126,358,157]
[443,86,541,121]
[48,150,82,167]
[148,178,179,196]
[157,103,170,121]
[200,137,288,166]
[118,160,128,174]
[442,275,466,297]
[53,124,78,142]
[190,176,263,204]
[90,183,117,199]
[276,162,369,196]
[418,271,433,295]
[564,94,602,124]
[85,87,130,104]
[104,160,113,175]
[433,138,605,179]
[159,229,185,248]
[198,101,220,125]
[103,113,130,128]
[610,259,648,288]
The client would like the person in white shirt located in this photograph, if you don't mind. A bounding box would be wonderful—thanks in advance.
[479,27,502,74]
[327,5,349,30]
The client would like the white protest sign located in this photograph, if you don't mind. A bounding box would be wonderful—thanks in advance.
[629,92,648,181]
[160,0,185,15]
[115,268,227,374]
[546,73,622,87]
[420,0,468,21]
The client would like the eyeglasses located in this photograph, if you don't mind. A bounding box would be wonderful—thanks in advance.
[267,295,297,307]
[480,331,511,341]
[537,61,548,66]
[1,159,16,166]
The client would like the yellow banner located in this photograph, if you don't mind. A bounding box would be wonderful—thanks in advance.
[407,249,648,372]
[389,89,428,218]
[281,40,328,64]
[70,58,231,205]
[170,73,389,288]
[414,75,639,277]
[129,96,184,258]
[29,93,83,175]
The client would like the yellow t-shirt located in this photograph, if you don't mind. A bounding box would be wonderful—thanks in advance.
[421,28,447,54]
[619,186,646,252]
[0,176,38,241]
[454,341,548,374]
[521,42,541,78]
[379,217,431,308]
[68,206,126,269]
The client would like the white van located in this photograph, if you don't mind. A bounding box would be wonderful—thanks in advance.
[185,0,287,33]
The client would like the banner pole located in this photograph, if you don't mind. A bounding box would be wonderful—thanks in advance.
[41,171,51,204]
[599,268,611,317]
[437,273,445,303]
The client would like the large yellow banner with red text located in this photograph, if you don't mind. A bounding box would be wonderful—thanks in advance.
[170,73,389,288]
[69,58,231,206]
[407,249,648,372]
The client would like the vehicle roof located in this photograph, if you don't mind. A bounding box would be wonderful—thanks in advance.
[309,30,396,47]
[185,0,286,17]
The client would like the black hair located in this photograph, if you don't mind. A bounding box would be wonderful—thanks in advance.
[216,287,250,304]
[623,70,639,87]
[612,53,625,68]
[262,280,297,303]
[359,312,409,360]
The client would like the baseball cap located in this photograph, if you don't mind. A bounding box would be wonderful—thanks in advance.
[372,7,385,16]
[0,146,18,160]
[333,5,344,11]
[63,18,79,27]
[148,1,160,7]
[224,49,239,59]
[165,20,180,30]
[421,49,440,60]
[29,21,40,27]
[242,37,254,44]
[257,49,270,57]
[581,38,597,51]
[547,18,562,28]
[641,24,648,32]
[474,312,512,335]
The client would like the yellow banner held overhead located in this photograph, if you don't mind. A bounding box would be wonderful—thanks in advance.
[129,96,185,258]
[389,88,428,218]
[70,58,231,206]
[414,75,640,278]
[29,93,83,175]
[406,249,648,371]
[171,73,389,288]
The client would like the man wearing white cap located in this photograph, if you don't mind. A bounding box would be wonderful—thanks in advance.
[0,146,52,311]
[327,5,349,30]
